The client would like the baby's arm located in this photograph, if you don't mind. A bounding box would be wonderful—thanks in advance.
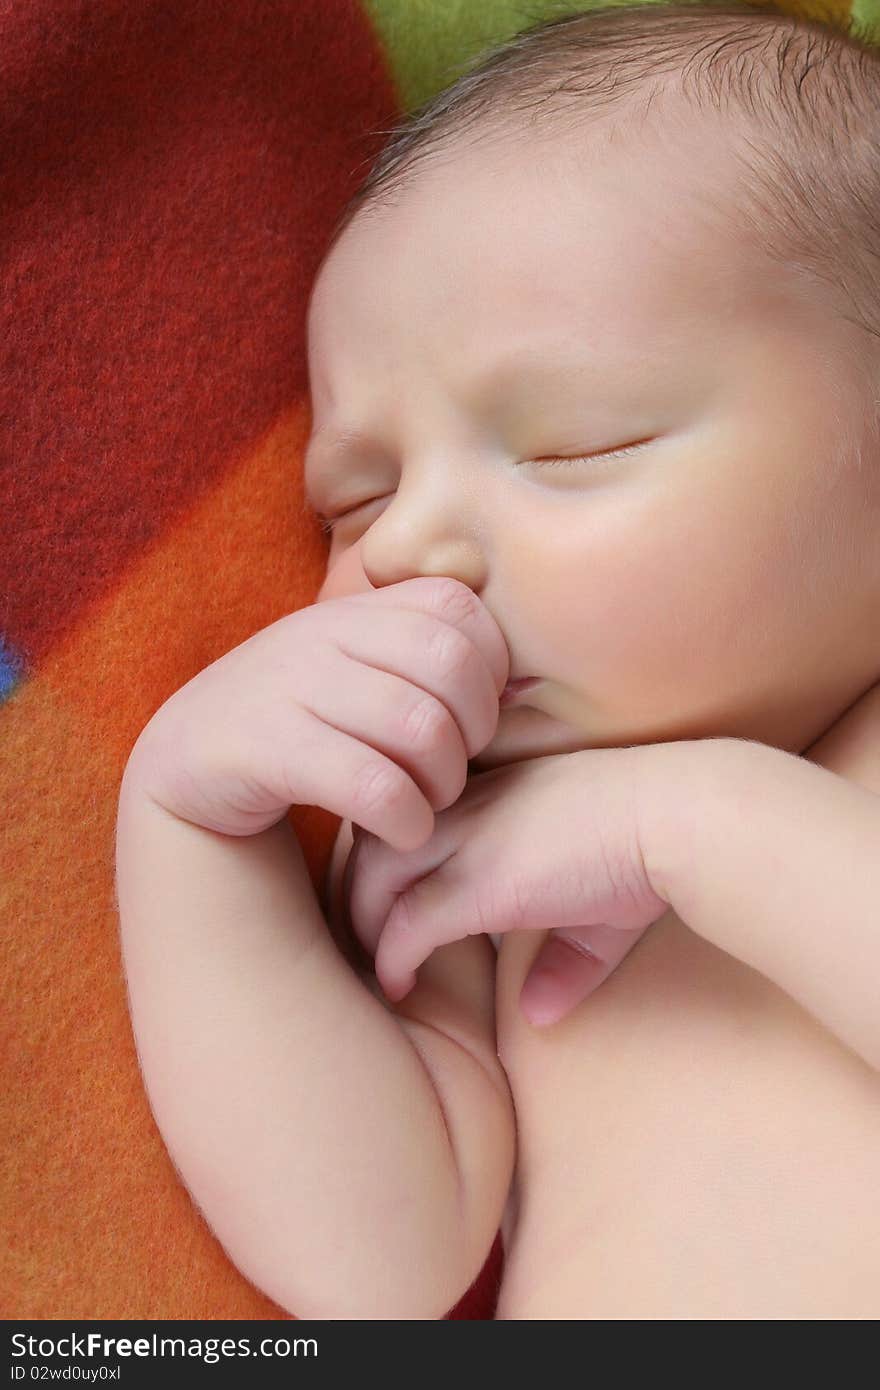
[641,737,880,1071]
[115,762,514,1320]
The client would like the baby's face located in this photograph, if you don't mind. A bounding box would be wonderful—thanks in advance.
[305,122,880,771]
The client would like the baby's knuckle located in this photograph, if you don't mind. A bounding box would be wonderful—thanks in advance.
[402,693,450,750]
[426,624,472,684]
[352,757,410,819]
[505,873,536,927]
[432,576,478,626]
[475,871,526,931]
[471,885,500,937]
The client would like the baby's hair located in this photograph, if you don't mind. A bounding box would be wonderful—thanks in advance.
[326,1,880,344]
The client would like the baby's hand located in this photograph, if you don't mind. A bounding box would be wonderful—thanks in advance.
[344,744,672,1020]
[126,576,508,846]
[509,682,880,1027]
[505,683,880,1026]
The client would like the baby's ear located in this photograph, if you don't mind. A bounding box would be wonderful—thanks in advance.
[801,679,880,796]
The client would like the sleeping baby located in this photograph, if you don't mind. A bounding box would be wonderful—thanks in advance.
[115,3,880,1318]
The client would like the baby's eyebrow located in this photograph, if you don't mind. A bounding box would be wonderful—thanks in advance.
[467,344,591,407]
[305,426,373,470]
[303,427,381,511]
[304,344,639,500]
[308,348,600,455]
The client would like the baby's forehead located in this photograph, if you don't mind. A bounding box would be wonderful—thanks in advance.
[321,104,769,299]
[310,119,782,364]
[309,91,865,423]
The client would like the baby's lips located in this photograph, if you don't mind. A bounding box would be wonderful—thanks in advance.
[499,676,542,707]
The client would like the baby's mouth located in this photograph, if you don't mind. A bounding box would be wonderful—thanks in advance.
[499,677,542,707]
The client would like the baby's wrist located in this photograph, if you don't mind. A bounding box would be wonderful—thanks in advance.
[634,736,761,910]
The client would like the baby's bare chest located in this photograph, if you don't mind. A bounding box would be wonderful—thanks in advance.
[493,912,880,1319]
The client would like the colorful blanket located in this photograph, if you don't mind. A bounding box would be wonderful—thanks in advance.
[3,0,878,1321]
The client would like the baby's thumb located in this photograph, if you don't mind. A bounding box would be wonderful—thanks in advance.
[519,924,645,1027]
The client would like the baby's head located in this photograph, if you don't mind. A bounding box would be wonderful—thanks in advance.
[305,2,880,771]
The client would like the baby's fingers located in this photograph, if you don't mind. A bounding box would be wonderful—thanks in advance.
[372,867,490,1002]
[518,923,649,1028]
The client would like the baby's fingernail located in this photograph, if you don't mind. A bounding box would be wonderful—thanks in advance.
[519,970,565,1028]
